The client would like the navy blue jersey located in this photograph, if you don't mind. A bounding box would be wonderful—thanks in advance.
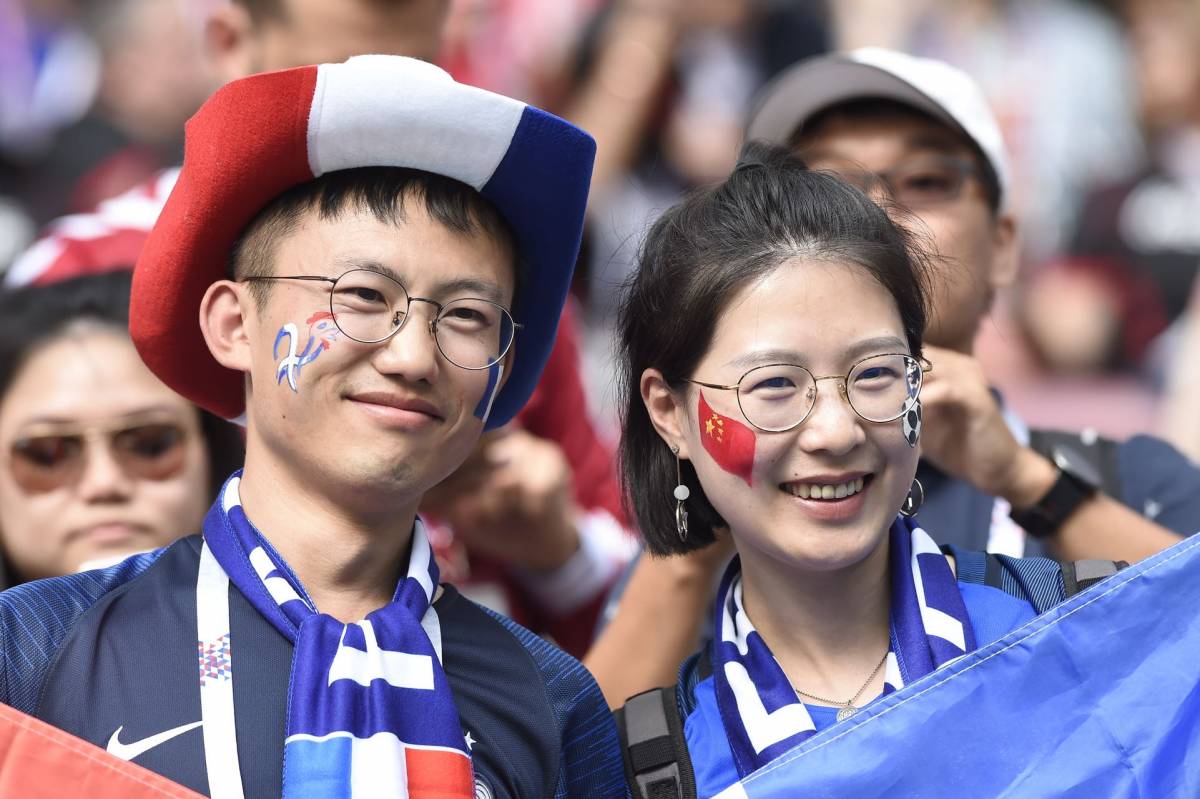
[918,432,1200,555]
[0,535,628,798]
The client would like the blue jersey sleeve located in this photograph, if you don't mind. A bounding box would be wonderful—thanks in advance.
[478,607,629,798]
[1119,434,1200,536]
[0,550,163,714]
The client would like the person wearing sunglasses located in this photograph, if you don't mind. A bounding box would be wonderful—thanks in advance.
[615,143,1095,798]
[0,271,243,587]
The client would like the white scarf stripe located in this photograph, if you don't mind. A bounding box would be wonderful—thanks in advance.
[884,652,904,691]
[248,547,307,608]
[725,660,817,754]
[410,532,435,604]
[910,530,968,651]
[723,580,756,656]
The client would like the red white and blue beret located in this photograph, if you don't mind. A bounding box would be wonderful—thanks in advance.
[130,55,595,429]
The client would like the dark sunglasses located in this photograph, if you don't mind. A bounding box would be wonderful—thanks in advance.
[8,421,190,494]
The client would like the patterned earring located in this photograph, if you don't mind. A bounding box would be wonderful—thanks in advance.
[672,444,689,541]
[901,396,923,448]
[900,478,925,517]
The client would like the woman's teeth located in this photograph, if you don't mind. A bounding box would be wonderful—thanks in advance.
[783,477,865,500]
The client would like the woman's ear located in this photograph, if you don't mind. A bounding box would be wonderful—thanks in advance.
[199,280,254,373]
[641,368,692,459]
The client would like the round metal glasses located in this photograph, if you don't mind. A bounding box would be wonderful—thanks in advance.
[243,269,519,371]
[684,353,929,433]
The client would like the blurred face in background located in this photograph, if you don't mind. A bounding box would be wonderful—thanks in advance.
[1125,0,1200,135]
[207,0,450,82]
[795,109,1017,354]
[95,0,214,145]
[0,325,211,581]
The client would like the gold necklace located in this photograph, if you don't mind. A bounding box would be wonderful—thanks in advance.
[791,650,889,723]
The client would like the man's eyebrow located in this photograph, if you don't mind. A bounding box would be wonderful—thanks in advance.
[903,133,967,157]
[331,258,506,304]
[431,278,506,305]
[332,257,405,283]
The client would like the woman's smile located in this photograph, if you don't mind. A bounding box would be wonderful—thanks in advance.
[780,474,874,522]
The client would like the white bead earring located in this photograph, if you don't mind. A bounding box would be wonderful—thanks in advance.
[672,444,689,541]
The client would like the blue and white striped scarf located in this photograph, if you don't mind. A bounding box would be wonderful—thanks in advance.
[202,473,474,798]
[713,515,976,777]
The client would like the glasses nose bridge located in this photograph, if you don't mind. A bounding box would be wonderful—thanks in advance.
[76,431,135,493]
[811,373,849,402]
[392,295,443,337]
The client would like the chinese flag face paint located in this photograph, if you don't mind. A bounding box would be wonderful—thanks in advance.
[698,391,757,486]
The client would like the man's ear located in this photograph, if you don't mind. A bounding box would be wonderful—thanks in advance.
[205,3,259,86]
[988,212,1020,290]
[641,368,692,459]
[200,280,255,373]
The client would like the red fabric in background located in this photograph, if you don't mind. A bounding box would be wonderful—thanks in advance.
[0,703,203,798]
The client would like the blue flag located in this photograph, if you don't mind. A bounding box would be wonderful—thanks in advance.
[718,534,1200,798]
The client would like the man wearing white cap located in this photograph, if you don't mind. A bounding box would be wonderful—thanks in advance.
[0,56,627,799]
[746,48,1200,563]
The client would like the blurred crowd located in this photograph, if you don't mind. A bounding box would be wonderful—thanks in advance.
[4,0,1199,459]
[1,0,1199,667]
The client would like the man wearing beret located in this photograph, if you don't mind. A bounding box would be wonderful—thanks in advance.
[0,55,627,799]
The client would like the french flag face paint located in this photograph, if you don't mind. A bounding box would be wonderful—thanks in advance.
[698,391,756,486]
[473,361,504,422]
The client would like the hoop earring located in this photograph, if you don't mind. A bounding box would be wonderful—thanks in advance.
[672,444,689,540]
[900,478,924,517]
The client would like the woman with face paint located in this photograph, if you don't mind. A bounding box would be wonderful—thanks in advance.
[616,143,1081,796]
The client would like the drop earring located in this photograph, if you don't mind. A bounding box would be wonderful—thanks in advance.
[900,478,925,517]
[672,444,689,540]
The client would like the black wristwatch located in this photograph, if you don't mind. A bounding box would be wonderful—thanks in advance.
[1009,443,1101,539]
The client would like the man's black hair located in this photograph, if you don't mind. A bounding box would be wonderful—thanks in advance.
[229,166,523,309]
[618,142,930,555]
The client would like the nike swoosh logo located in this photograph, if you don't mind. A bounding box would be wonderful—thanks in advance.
[106,721,203,761]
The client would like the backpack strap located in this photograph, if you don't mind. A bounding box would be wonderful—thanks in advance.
[950,546,1126,610]
[615,687,696,799]
[1061,559,1129,598]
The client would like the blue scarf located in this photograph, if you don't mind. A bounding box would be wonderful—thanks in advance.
[202,473,474,798]
[713,515,976,777]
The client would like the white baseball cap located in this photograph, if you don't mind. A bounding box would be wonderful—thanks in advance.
[746,47,1011,209]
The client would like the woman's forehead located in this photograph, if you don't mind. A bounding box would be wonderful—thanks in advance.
[704,260,906,367]
[3,333,192,429]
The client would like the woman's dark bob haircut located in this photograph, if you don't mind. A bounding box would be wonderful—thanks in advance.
[618,142,930,555]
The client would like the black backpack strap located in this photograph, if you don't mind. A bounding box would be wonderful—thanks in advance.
[1061,559,1129,598]
[615,687,696,799]
[1028,427,1122,498]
